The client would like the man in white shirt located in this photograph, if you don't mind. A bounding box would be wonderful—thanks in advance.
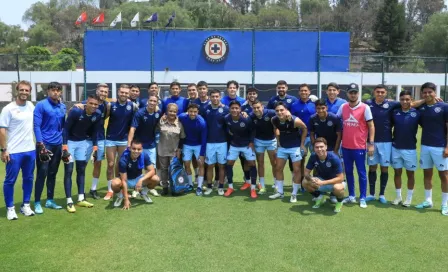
[0,81,36,220]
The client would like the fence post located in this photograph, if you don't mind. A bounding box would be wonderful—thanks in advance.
[251,28,255,87]
[381,54,385,85]
[151,29,154,82]
[445,58,448,101]
[317,27,321,98]
[16,54,20,83]
[83,27,87,100]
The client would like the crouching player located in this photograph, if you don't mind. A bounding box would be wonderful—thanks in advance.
[303,138,345,213]
[112,139,160,210]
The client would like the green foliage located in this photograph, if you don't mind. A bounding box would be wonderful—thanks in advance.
[362,93,371,101]
[413,12,448,57]
[19,46,79,71]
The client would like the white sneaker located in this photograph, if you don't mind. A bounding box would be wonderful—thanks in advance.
[114,196,123,207]
[149,189,160,197]
[218,188,224,196]
[131,190,139,198]
[392,197,402,206]
[20,204,35,216]
[141,194,153,204]
[329,196,337,204]
[342,196,357,204]
[204,188,213,196]
[290,194,297,203]
[7,207,18,220]
[402,199,412,207]
[269,192,284,199]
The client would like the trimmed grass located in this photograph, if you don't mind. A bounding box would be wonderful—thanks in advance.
[1,141,448,271]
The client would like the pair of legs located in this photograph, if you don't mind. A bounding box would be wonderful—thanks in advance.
[182,145,204,190]
[270,146,303,201]
[391,147,417,206]
[302,178,345,212]
[367,142,391,202]
[111,175,159,195]
[341,147,367,206]
[86,140,105,197]
[205,142,227,195]
[105,141,127,198]
[158,155,173,191]
[254,138,277,190]
[224,145,257,197]
[34,144,62,206]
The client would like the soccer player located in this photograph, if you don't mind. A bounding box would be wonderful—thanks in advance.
[194,81,211,115]
[0,81,36,220]
[202,90,229,196]
[266,80,298,110]
[270,102,308,202]
[185,83,198,107]
[33,82,66,213]
[302,138,345,213]
[112,139,160,209]
[251,100,277,194]
[337,83,374,208]
[391,90,420,207]
[139,82,163,109]
[221,80,245,106]
[309,99,342,155]
[178,104,207,195]
[104,84,137,201]
[415,82,448,215]
[242,87,258,114]
[163,82,187,115]
[223,101,258,198]
[129,84,141,107]
[325,82,346,114]
[62,95,102,213]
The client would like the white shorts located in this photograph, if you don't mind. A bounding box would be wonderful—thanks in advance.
[143,148,157,166]
[368,142,392,167]
[391,147,417,171]
[105,140,128,147]
[86,140,105,161]
[206,142,227,165]
[277,146,302,163]
[183,145,201,161]
[254,138,277,154]
[227,145,256,161]
[67,140,88,161]
[420,145,448,171]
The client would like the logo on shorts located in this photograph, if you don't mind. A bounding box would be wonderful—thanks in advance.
[203,35,229,63]
[287,99,292,103]
[264,116,270,121]
[326,161,331,167]
[218,108,223,113]
[155,113,160,118]
[240,122,245,127]
[410,112,417,117]
[126,105,132,111]
[411,165,416,168]
[327,121,333,126]
[92,116,97,122]
[435,107,441,113]
[383,103,389,109]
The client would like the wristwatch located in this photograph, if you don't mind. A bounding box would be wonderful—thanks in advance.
[0,148,7,152]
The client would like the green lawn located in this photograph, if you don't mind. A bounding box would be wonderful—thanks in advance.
[0,149,447,271]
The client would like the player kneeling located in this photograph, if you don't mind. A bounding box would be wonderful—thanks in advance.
[302,138,345,213]
[111,139,160,210]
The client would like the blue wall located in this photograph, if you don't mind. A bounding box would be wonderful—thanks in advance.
[85,30,349,72]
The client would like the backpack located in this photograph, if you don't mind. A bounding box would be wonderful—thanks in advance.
[169,157,191,195]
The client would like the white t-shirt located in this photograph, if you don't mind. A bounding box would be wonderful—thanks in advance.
[0,101,35,154]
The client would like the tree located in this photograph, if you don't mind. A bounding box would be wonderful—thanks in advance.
[413,12,448,57]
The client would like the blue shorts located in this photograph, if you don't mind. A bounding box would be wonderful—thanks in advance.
[67,140,88,161]
[227,145,256,161]
[143,148,156,166]
[317,179,346,193]
[368,142,392,167]
[206,142,227,165]
[183,145,201,161]
[420,145,448,171]
[391,147,417,171]
[254,138,277,154]
[277,146,302,163]
[86,140,105,161]
[105,140,128,147]
[127,174,143,189]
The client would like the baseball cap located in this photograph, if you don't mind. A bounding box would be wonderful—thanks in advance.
[347,83,359,93]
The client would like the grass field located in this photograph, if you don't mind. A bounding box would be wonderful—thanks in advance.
[1,148,448,271]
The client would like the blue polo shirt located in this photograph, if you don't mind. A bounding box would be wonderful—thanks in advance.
[306,152,343,181]
[221,95,245,107]
[250,109,276,141]
[392,108,420,150]
[291,99,316,135]
[201,105,229,143]
[326,98,346,114]
[119,152,152,180]
[365,99,400,142]
[272,116,301,148]
[224,114,254,147]
[309,112,342,150]
[131,108,162,149]
[34,97,66,145]
[267,95,297,110]
[63,108,101,146]
[418,102,448,147]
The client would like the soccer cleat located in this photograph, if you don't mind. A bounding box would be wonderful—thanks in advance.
[378,196,387,204]
[66,203,76,213]
[7,207,18,220]
[359,199,367,208]
[34,202,43,214]
[415,201,433,209]
[392,197,402,206]
[149,189,160,197]
[342,196,357,204]
[218,188,225,196]
[45,200,62,209]
[441,205,448,216]
[329,196,337,204]
[290,194,297,203]
[89,190,100,200]
[77,200,94,208]
[104,191,114,200]
[250,189,258,199]
[269,192,284,200]
[204,188,213,196]
[196,187,203,196]
[141,194,153,204]
[240,183,251,191]
[334,202,343,213]
[224,188,234,197]
[365,195,376,202]
[257,184,263,190]
[258,188,267,195]
[20,204,35,216]
[131,190,140,198]
[402,199,412,207]
[313,196,326,209]
[114,196,123,207]
[271,184,276,189]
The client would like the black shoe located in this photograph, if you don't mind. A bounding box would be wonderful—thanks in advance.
[162,187,169,196]
[89,190,100,200]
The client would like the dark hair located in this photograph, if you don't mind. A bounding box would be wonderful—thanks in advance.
[197,81,208,88]
[326,82,339,90]
[187,83,197,88]
[399,90,413,97]
[131,138,142,146]
[148,82,158,89]
[170,82,181,89]
[209,89,221,96]
[227,80,239,89]
[229,100,241,108]
[187,103,199,111]
[421,82,436,91]
[314,99,327,107]
[299,83,310,90]
[247,87,258,94]
[47,82,62,91]
[374,84,387,91]
[277,80,287,86]
[129,84,140,90]
[314,137,327,146]
[274,101,287,109]
[87,94,100,102]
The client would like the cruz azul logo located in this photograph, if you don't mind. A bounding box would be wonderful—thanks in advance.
[203,35,229,63]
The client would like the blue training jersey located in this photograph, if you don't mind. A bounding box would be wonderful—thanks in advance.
[202,104,229,143]
[241,101,253,114]
[106,101,135,141]
[63,107,101,145]
[131,108,162,149]
[221,95,245,107]
[250,109,276,141]
[392,108,420,150]
[326,98,346,114]
[163,96,187,115]
[178,113,207,156]
[291,99,316,135]
[306,152,343,181]
[365,99,400,142]
[418,102,448,147]
[193,98,211,116]
[266,95,297,110]
[33,97,66,145]
[118,152,152,180]
[309,112,342,151]
[224,114,254,147]
[272,115,301,148]
[83,100,108,141]
[138,97,163,110]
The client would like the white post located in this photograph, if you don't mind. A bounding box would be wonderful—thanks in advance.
[31,82,37,101]
[112,83,117,99]
[437,85,441,98]
[71,83,76,102]
[396,85,401,101]
[359,83,363,102]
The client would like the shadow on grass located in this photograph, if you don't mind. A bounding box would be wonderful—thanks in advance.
[289,203,337,217]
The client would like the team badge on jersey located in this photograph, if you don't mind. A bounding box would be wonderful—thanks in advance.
[155,113,160,118]
[410,112,417,117]
[287,99,292,103]
[327,120,333,126]
[143,116,148,121]
[128,163,132,168]
[240,122,245,127]
[254,120,257,124]
[435,107,441,113]
[92,116,97,122]
[264,116,270,121]
[79,115,84,120]
[326,161,332,167]
[383,103,389,109]
[126,105,132,111]
[218,108,223,113]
